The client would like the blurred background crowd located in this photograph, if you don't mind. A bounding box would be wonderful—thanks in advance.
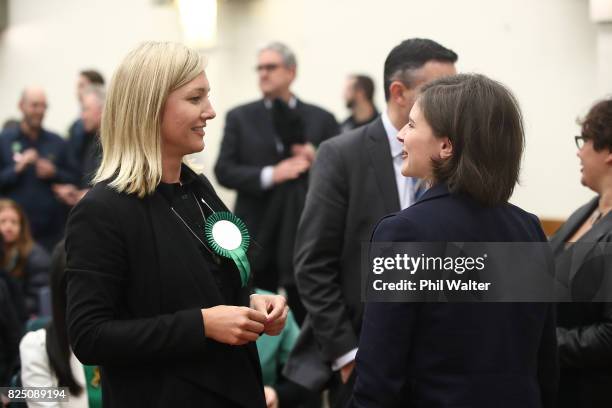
[1,0,612,407]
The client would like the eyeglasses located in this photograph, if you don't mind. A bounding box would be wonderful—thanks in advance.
[255,63,281,73]
[575,135,588,149]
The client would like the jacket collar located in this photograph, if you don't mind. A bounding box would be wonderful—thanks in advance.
[411,182,450,207]
[549,197,599,253]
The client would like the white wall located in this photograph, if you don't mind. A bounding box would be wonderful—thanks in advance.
[0,0,607,219]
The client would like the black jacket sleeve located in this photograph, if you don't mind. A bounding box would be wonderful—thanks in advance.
[214,109,268,196]
[294,141,357,363]
[65,194,208,366]
[322,112,340,144]
[0,279,22,387]
[538,305,559,408]
[350,300,419,408]
[557,234,612,369]
[556,302,612,368]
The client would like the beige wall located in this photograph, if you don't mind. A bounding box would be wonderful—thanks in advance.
[0,0,607,219]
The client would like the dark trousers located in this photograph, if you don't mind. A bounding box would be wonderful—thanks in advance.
[329,369,356,408]
[285,284,306,326]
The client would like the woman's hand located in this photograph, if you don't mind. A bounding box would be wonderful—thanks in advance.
[264,386,279,408]
[250,294,289,336]
[201,306,267,345]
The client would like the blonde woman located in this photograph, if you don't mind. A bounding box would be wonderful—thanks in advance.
[65,42,287,408]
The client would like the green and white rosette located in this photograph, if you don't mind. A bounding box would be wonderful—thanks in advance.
[204,212,251,287]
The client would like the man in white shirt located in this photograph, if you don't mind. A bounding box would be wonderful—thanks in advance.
[214,42,338,324]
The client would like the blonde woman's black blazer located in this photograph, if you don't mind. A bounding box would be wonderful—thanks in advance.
[65,165,265,408]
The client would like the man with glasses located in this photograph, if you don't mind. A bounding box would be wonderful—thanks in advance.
[215,42,339,325]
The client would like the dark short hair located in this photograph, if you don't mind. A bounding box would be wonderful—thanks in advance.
[383,38,458,101]
[580,98,612,152]
[352,74,375,102]
[418,74,524,206]
[79,69,105,85]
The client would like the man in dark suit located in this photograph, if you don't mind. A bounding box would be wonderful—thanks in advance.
[283,39,458,406]
[214,42,338,324]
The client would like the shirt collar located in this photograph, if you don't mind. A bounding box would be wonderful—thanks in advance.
[381,110,402,157]
[264,95,298,110]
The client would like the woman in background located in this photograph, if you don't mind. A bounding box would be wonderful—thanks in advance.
[550,98,612,408]
[0,199,50,320]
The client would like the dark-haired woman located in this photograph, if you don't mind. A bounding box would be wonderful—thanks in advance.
[19,243,101,408]
[349,74,557,408]
[550,98,612,408]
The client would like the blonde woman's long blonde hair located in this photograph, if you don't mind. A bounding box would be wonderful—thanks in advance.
[93,41,205,197]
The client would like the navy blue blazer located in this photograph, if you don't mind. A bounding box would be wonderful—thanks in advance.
[350,183,558,408]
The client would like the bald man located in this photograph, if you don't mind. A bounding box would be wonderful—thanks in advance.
[0,87,77,252]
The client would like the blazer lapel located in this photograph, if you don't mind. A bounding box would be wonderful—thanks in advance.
[549,197,612,287]
[582,211,612,243]
[190,177,231,213]
[365,118,401,213]
[549,197,598,255]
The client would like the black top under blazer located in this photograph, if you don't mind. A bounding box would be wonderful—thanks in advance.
[349,183,558,408]
[65,165,265,408]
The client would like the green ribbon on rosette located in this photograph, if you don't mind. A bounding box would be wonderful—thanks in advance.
[204,212,251,287]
